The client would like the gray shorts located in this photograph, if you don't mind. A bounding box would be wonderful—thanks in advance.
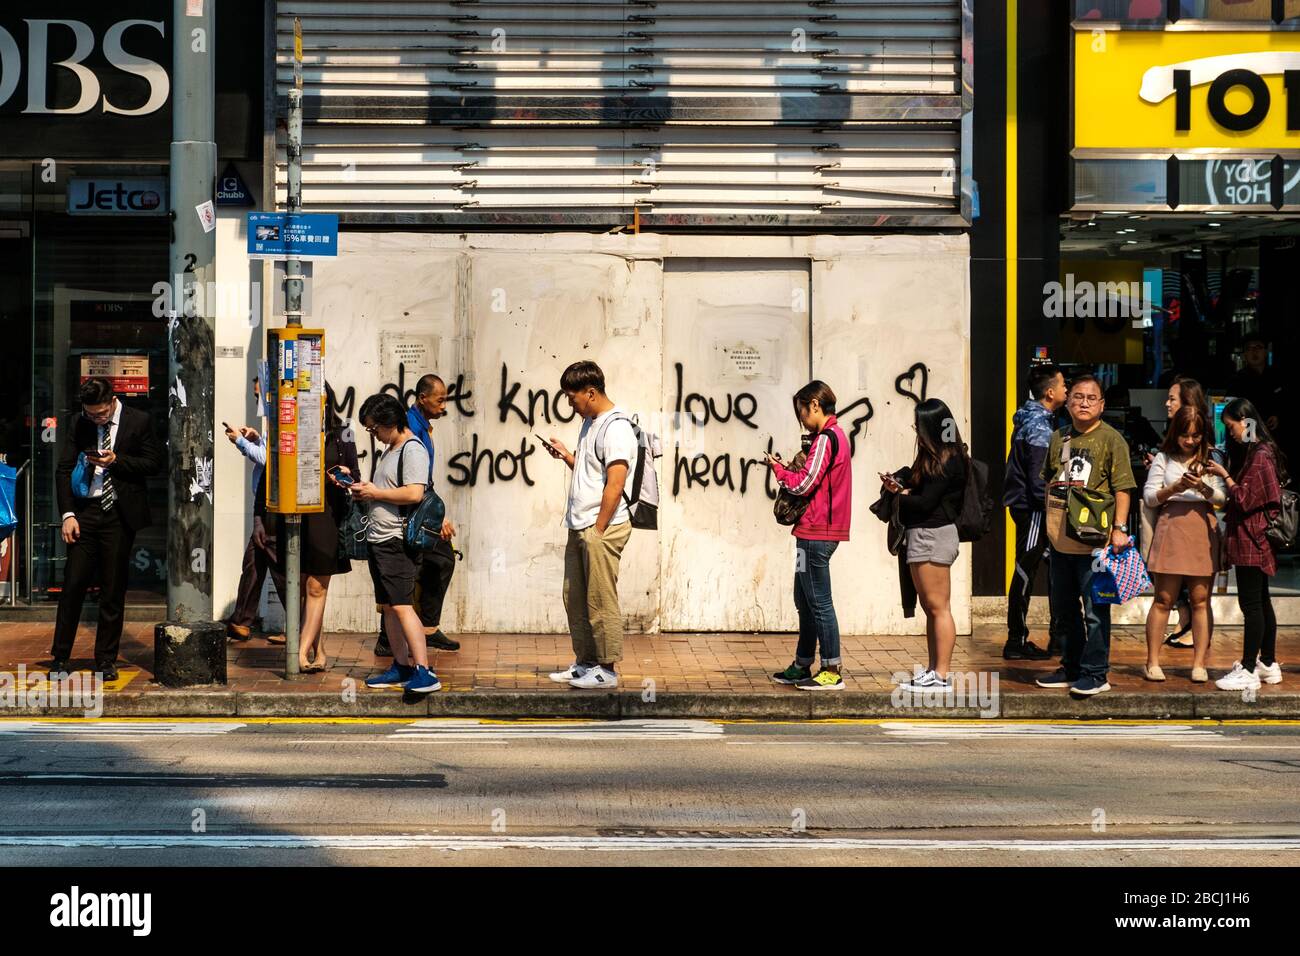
[905,524,960,566]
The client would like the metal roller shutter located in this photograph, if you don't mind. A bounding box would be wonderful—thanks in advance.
[274,0,972,227]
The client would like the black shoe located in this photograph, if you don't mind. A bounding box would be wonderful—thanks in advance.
[425,629,460,652]
[48,658,71,678]
[94,661,118,682]
[1003,639,1052,661]
[373,635,393,658]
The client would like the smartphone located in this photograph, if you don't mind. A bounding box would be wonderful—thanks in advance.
[222,421,232,431]
[535,434,560,455]
[328,465,355,487]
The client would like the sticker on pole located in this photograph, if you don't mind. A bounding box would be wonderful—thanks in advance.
[279,432,297,455]
[247,212,338,260]
[279,398,296,425]
[196,200,216,234]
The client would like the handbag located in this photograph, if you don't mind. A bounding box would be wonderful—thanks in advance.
[1264,485,1298,550]
[1089,537,1151,605]
[773,429,839,526]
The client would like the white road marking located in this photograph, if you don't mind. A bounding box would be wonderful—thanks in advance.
[1,834,1298,853]
[0,722,245,737]
[391,719,725,741]
[879,722,1228,741]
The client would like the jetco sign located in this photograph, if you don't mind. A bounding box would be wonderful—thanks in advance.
[0,4,171,158]
[1075,29,1300,150]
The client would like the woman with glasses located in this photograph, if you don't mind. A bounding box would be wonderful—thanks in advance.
[348,394,441,694]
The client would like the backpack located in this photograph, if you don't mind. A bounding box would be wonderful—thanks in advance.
[395,440,447,554]
[774,429,839,527]
[1265,485,1299,550]
[955,453,996,543]
[595,413,662,530]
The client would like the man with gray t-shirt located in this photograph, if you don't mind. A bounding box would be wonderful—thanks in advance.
[542,361,637,689]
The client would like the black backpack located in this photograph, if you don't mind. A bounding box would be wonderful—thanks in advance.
[774,429,839,527]
[955,453,995,543]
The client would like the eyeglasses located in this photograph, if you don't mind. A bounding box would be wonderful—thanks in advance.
[1069,395,1102,406]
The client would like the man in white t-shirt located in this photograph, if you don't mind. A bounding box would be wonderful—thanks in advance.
[542,361,638,689]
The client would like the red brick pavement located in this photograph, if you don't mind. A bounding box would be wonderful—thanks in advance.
[0,621,1296,696]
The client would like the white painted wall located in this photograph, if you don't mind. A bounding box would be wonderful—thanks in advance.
[212,231,971,635]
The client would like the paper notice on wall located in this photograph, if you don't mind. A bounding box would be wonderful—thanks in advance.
[380,332,439,387]
[186,0,204,16]
[718,341,775,383]
[296,334,324,508]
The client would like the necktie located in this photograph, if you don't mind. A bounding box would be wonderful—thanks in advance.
[100,424,116,512]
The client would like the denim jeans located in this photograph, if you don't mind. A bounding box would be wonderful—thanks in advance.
[1048,548,1111,681]
[794,539,841,667]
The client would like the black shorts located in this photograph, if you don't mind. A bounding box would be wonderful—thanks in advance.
[367,538,418,607]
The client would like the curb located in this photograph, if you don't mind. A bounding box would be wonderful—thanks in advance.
[8,689,1300,720]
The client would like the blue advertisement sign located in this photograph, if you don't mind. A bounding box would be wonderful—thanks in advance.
[247,212,339,259]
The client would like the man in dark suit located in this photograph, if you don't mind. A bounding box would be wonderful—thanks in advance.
[51,377,165,681]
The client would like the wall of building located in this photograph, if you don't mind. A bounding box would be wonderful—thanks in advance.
[213,230,971,635]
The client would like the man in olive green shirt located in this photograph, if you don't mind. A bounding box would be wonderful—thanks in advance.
[1034,374,1137,698]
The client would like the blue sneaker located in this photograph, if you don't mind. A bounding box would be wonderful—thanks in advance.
[405,666,442,694]
[365,663,414,689]
[1035,667,1074,689]
[1069,675,1111,697]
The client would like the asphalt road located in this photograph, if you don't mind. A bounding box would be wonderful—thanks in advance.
[1,718,1299,866]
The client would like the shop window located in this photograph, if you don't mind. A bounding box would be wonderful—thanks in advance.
[1179,157,1276,208]
[1180,0,1300,19]
[1074,159,1169,208]
[1075,0,1168,20]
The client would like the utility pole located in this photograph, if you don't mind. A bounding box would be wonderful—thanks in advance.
[282,17,305,677]
[167,0,217,622]
[155,0,225,686]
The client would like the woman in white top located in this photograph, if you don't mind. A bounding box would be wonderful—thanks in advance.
[1142,405,1227,683]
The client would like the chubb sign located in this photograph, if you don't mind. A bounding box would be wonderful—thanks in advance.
[1075,29,1300,149]
[0,18,169,115]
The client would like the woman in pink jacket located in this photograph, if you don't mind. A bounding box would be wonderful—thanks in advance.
[766,381,852,691]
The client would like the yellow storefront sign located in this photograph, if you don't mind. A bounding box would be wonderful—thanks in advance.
[1075,29,1300,150]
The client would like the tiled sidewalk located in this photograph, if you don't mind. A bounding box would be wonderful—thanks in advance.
[0,620,1296,697]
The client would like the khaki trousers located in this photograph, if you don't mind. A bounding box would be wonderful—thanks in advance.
[563,520,632,666]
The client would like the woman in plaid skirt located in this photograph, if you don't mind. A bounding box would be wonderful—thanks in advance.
[1206,398,1289,692]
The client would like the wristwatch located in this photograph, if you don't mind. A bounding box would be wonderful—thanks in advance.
[1115,523,1129,533]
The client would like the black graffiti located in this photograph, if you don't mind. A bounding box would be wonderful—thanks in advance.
[894,363,929,404]
[497,363,577,427]
[672,436,777,499]
[446,433,537,487]
[838,397,874,457]
[380,363,475,417]
[329,384,357,421]
[673,362,758,429]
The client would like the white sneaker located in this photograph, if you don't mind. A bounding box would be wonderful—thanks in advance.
[1256,659,1284,685]
[569,666,618,690]
[899,670,951,692]
[1214,662,1261,692]
[549,662,589,683]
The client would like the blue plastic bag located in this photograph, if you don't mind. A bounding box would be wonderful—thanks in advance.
[1089,568,1121,606]
[71,452,93,499]
[0,462,17,541]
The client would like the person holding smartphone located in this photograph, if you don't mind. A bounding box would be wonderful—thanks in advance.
[1206,398,1288,692]
[765,380,851,691]
[1142,405,1226,684]
[883,398,968,692]
[50,378,164,681]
